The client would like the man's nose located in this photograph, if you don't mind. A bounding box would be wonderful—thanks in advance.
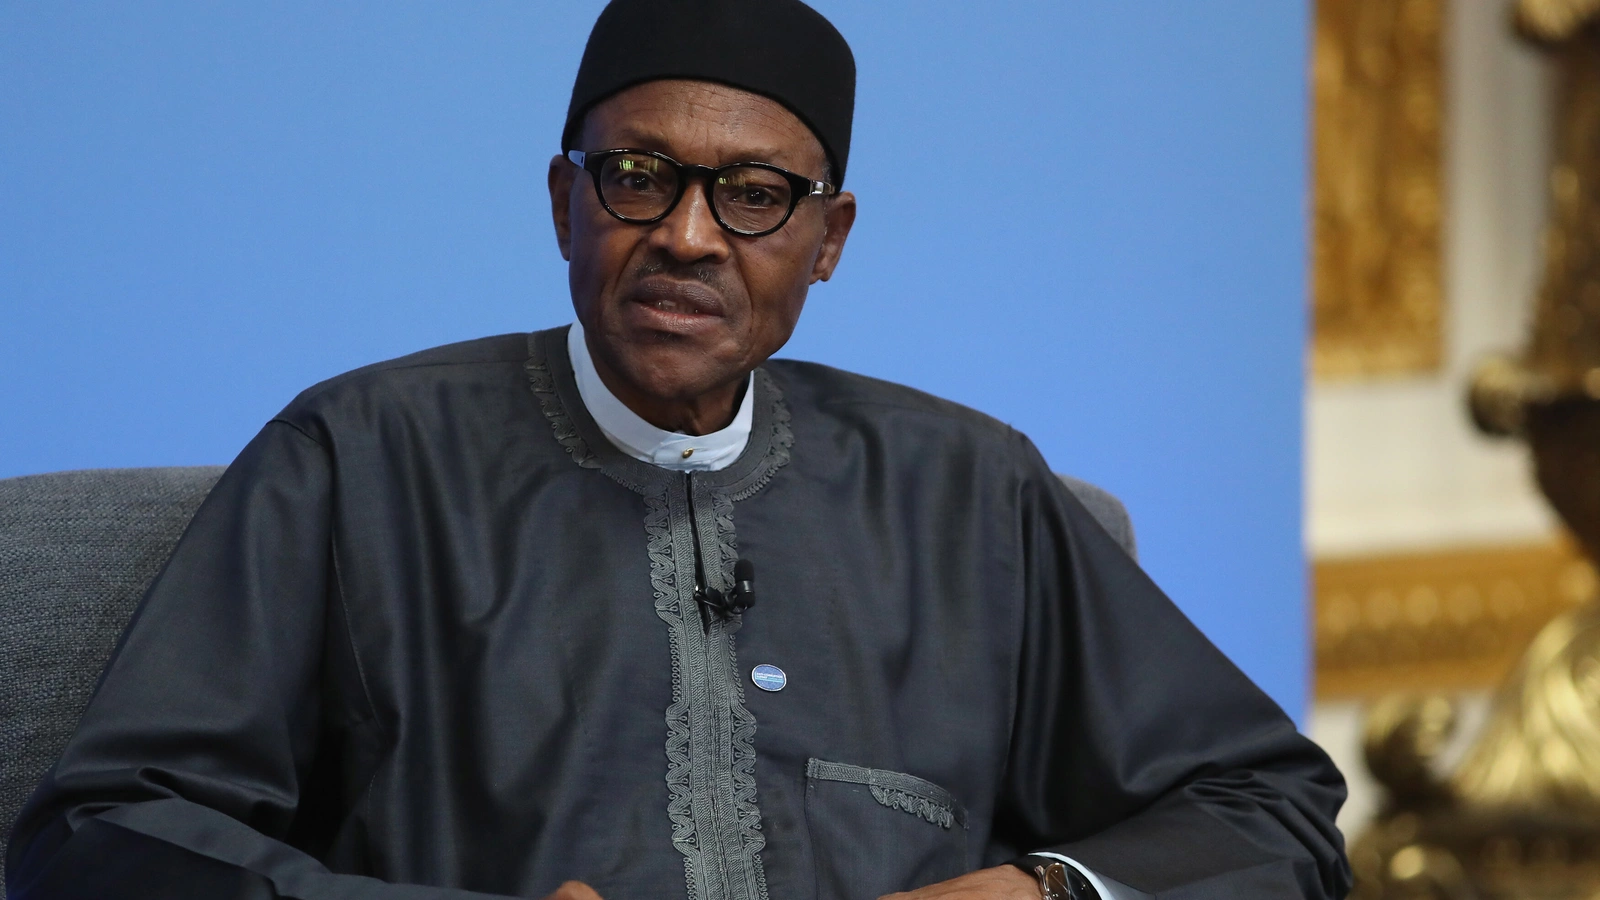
[647,179,731,264]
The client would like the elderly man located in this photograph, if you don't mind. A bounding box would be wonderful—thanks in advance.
[6,1,1348,899]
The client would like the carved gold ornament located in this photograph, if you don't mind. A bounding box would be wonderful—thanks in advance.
[1312,0,1445,380]
[1314,540,1595,700]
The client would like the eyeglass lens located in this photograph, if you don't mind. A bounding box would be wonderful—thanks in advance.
[598,153,796,234]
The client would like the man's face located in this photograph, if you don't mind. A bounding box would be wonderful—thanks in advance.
[549,79,856,409]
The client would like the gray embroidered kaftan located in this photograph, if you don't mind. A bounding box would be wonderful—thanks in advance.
[6,327,1350,899]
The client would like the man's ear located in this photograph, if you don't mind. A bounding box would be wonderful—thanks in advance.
[548,154,576,262]
[810,190,856,283]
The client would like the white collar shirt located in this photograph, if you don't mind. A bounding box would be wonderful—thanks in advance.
[567,320,754,472]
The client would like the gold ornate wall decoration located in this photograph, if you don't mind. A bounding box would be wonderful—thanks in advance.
[1311,0,1446,379]
[1314,539,1596,699]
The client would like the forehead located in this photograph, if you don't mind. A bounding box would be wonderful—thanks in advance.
[580,79,827,172]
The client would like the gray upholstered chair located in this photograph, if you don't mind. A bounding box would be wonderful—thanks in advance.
[0,466,224,891]
[0,465,1132,893]
[1058,475,1137,563]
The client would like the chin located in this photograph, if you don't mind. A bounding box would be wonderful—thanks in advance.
[616,356,730,401]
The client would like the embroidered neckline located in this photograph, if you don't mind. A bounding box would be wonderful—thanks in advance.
[524,340,599,469]
[524,327,792,501]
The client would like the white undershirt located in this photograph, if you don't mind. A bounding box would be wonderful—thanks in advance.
[568,320,753,472]
[569,322,1140,900]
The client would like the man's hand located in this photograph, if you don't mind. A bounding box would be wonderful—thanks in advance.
[879,864,1039,900]
[541,881,605,900]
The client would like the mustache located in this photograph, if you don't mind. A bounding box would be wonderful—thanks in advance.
[630,256,729,293]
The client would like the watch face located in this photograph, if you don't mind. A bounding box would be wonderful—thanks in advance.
[1032,861,1101,900]
[1036,862,1071,900]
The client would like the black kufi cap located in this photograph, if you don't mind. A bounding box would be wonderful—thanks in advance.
[563,0,856,184]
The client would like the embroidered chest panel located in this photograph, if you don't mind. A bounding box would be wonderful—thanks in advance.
[526,329,792,900]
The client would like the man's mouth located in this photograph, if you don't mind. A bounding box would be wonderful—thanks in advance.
[627,280,727,320]
[640,295,711,315]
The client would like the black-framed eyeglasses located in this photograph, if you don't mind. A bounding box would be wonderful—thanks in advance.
[567,148,836,237]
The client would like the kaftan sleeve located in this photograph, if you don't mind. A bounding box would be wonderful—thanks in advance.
[4,422,517,900]
[994,432,1351,900]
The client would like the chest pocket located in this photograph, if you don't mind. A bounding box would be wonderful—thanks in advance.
[803,758,969,899]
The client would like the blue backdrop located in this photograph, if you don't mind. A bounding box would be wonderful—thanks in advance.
[0,3,1311,718]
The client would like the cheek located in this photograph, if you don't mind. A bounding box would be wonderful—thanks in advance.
[742,246,816,342]
[757,230,823,300]
[568,213,640,304]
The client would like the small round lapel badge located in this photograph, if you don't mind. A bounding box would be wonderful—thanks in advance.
[751,664,787,692]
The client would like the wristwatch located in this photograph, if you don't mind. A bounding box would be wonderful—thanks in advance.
[1011,856,1102,900]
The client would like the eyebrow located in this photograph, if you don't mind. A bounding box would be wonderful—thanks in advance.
[600,127,798,170]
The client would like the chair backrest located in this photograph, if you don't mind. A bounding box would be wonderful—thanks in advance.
[1057,474,1138,562]
[0,465,1133,890]
[0,465,225,884]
